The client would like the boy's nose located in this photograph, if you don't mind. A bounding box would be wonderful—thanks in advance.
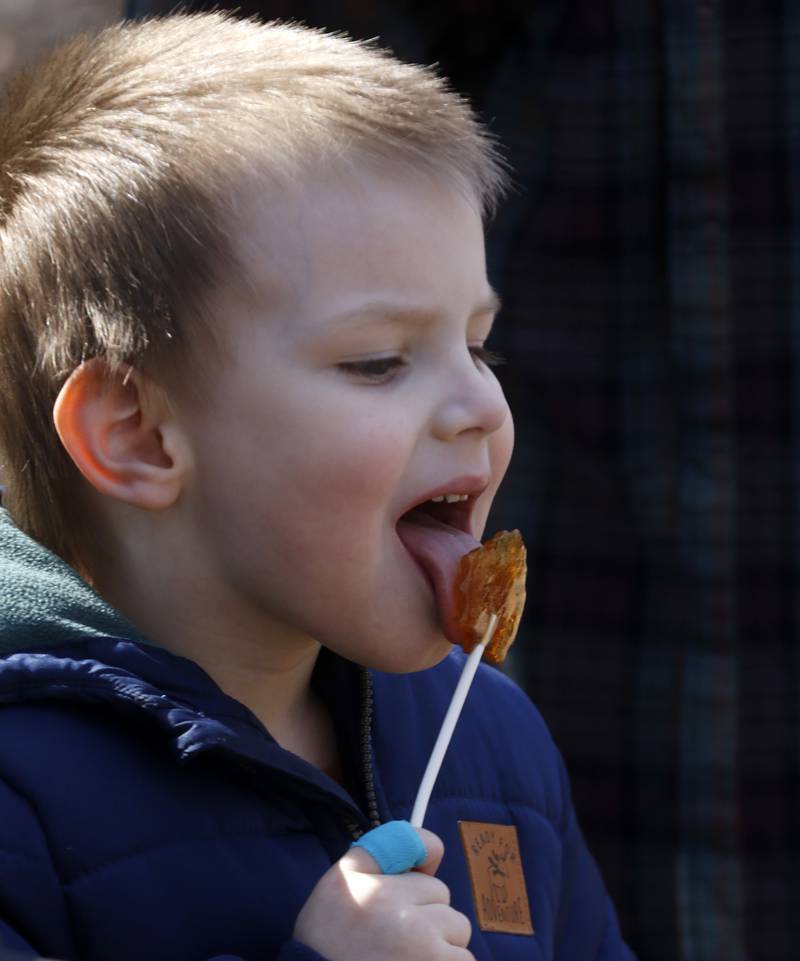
[430,356,510,443]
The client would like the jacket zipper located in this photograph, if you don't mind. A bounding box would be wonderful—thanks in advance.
[345,667,381,839]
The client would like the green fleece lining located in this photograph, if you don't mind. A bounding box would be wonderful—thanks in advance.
[0,508,152,654]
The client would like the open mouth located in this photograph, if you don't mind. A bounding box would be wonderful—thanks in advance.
[398,492,476,537]
[395,490,484,645]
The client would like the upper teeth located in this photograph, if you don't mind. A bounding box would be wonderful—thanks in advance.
[431,493,469,503]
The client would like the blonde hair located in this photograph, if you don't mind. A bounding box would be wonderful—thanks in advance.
[0,12,507,566]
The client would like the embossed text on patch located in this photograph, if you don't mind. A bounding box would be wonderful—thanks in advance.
[458,820,534,936]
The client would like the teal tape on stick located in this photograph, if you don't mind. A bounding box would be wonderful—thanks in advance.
[351,820,427,874]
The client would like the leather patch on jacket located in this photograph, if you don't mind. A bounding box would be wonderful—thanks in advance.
[458,821,534,935]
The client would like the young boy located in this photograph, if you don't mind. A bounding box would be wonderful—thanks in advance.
[0,13,635,961]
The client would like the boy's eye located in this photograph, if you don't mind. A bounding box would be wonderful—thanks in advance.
[337,346,503,383]
[337,356,407,383]
[470,345,505,367]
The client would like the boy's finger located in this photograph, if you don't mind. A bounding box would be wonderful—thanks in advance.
[412,827,445,876]
[343,821,443,875]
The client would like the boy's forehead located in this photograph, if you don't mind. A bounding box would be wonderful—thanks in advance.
[221,163,489,318]
[226,156,482,251]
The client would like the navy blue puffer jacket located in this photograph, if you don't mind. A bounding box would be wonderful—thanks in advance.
[0,509,635,961]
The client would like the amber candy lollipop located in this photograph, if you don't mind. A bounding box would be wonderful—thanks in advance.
[452,529,527,665]
[410,529,528,827]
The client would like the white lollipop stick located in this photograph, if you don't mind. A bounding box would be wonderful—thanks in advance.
[410,613,499,828]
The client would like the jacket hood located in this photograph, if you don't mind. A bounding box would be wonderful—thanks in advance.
[0,507,151,655]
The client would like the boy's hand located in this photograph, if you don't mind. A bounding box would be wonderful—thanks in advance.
[293,827,474,961]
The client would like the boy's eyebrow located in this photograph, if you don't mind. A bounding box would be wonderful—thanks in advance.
[327,288,503,328]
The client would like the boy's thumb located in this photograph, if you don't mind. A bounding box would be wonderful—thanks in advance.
[341,822,444,876]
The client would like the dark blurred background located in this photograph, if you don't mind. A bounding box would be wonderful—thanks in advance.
[0,1,118,80]
[7,2,800,959]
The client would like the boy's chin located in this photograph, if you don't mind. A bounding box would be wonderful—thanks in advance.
[356,633,454,675]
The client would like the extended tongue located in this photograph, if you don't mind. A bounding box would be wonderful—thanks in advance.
[396,509,481,646]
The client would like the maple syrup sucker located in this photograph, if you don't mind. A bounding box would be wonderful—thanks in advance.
[411,529,528,827]
[453,529,527,665]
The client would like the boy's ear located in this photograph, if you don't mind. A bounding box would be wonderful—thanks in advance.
[53,358,191,510]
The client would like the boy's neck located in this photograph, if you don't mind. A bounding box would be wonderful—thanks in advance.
[204,644,339,772]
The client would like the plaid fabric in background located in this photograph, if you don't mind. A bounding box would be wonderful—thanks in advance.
[130,2,799,958]
[484,4,800,960]
[485,3,800,959]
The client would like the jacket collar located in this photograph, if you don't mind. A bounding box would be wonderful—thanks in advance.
[0,636,377,832]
